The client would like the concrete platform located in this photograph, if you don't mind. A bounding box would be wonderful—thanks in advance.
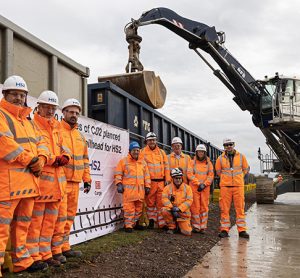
[185,193,300,278]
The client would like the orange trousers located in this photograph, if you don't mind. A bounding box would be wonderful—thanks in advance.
[219,186,246,232]
[27,201,60,261]
[162,209,192,236]
[0,198,35,272]
[123,200,143,228]
[52,182,79,254]
[191,186,210,230]
[146,181,166,227]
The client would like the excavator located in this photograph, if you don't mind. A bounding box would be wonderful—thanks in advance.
[99,7,300,203]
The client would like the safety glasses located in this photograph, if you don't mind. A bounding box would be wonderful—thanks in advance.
[223,143,233,147]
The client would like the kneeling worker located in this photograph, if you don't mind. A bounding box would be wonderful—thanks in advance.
[162,168,193,235]
[115,141,151,232]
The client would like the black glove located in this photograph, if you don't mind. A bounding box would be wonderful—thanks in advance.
[171,206,180,213]
[117,183,124,193]
[145,187,150,195]
[171,206,180,219]
[84,182,91,194]
[198,183,205,192]
[173,211,180,219]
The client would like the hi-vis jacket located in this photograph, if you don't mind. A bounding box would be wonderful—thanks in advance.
[187,157,214,187]
[34,113,69,201]
[114,154,151,202]
[0,99,49,201]
[162,182,193,219]
[215,151,249,187]
[140,145,171,182]
[167,152,191,184]
[60,120,91,183]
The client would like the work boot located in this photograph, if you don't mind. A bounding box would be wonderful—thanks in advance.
[62,249,82,258]
[160,225,169,231]
[125,227,133,233]
[239,231,250,239]
[148,219,155,229]
[44,257,61,267]
[192,228,201,233]
[53,253,67,264]
[199,229,206,234]
[26,260,48,272]
[166,229,175,234]
[134,221,145,230]
[218,230,229,238]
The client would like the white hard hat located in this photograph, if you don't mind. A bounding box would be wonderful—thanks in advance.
[3,75,28,92]
[37,90,59,106]
[145,132,157,141]
[223,138,234,145]
[196,144,207,152]
[171,137,183,145]
[171,167,183,177]
[62,98,81,111]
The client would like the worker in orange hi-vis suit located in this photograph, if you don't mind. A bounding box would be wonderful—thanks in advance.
[187,144,214,233]
[140,132,171,229]
[215,138,250,239]
[167,137,191,184]
[52,98,91,263]
[0,76,49,274]
[26,91,70,268]
[162,168,193,236]
[114,141,151,233]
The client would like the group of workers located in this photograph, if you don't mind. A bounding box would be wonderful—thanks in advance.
[115,132,250,240]
[0,75,91,276]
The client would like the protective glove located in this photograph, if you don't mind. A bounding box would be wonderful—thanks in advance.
[28,157,44,177]
[198,183,206,192]
[172,211,180,219]
[84,182,91,194]
[171,206,180,219]
[171,206,180,213]
[52,155,69,167]
[117,183,124,194]
[145,187,150,195]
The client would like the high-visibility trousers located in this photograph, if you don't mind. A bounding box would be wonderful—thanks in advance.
[219,186,246,232]
[52,182,79,255]
[146,181,166,227]
[123,200,143,228]
[27,201,60,261]
[0,198,35,272]
[191,186,210,230]
[161,209,192,236]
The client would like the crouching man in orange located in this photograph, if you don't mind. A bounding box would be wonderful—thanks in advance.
[26,91,70,268]
[0,76,48,274]
[187,144,214,233]
[162,168,193,236]
[115,141,151,233]
[215,138,250,239]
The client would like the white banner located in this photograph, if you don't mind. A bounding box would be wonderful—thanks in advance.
[0,92,128,244]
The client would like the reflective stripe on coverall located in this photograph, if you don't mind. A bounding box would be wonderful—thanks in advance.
[167,152,191,184]
[114,154,151,228]
[27,113,69,261]
[162,182,193,235]
[0,99,49,272]
[52,119,91,255]
[215,151,250,232]
[141,145,171,227]
[187,157,214,230]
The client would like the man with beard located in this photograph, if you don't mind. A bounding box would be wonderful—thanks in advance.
[141,132,171,229]
[52,98,91,262]
[162,168,193,236]
[187,144,214,233]
[0,75,48,274]
[115,141,151,232]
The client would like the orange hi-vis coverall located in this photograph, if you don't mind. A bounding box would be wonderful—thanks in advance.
[52,119,91,255]
[167,152,191,184]
[187,157,214,231]
[0,99,49,272]
[162,182,193,235]
[27,114,69,262]
[141,145,171,227]
[114,154,151,228]
[215,151,250,233]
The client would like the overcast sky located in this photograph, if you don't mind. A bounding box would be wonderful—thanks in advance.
[2,0,300,173]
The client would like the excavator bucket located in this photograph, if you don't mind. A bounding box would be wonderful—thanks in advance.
[98,71,166,109]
